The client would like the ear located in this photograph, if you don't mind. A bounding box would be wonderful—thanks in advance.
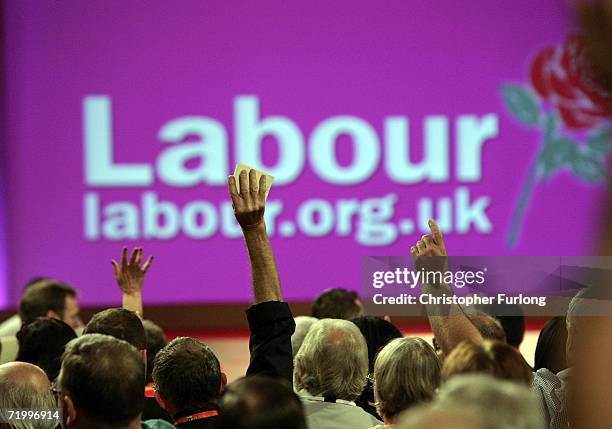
[220,372,228,393]
[61,395,78,428]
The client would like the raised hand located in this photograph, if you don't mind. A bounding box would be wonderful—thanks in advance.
[410,219,448,281]
[228,169,267,230]
[111,247,153,296]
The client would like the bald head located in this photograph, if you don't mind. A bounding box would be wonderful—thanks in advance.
[0,362,56,429]
[0,361,50,391]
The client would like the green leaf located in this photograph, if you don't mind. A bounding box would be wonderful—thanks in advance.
[501,84,540,126]
[570,150,607,183]
[587,127,612,155]
[538,137,577,179]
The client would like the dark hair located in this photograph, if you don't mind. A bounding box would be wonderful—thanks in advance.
[152,337,221,411]
[483,304,525,348]
[142,319,167,384]
[59,334,145,426]
[218,375,306,429]
[19,280,77,325]
[534,316,568,374]
[16,317,77,381]
[350,316,402,418]
[84,308,146,350]
[468,312,507,343]
[311,288,361,320]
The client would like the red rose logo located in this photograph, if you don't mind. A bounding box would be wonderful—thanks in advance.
[530,34,612,129]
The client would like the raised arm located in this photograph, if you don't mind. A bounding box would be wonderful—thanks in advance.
[411,220,482,356]
[111,247,153,318]
[229,169,294,381]
[228,169,282,303]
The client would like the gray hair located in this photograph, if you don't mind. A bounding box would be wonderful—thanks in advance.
[0,367,57,429]
[294,319,368,401]
[374,337,441,420]
[397,403,487,429]
[291,316,318,358]
[434,374,544,429]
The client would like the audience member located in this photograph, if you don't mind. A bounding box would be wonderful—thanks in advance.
[441,340,532,385]
[218,375,306,429]
[485,304,525,349]
[228,170,295,383]
[16,317,76,381]
[534,316,567,374]
[397,404,487,429]
[372,337,441,426]
[311,288,362,319]
[294,318,381,428]
[19,280,82,331]
[350,316,402,417]
[467,311,507,343]
[0,361,57,429]
[152,337,225,428]
[54,334,173,429]
[432,374,544,429]
[84,308,146,353]
[0,277,50,337]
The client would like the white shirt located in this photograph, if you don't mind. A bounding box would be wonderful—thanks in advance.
[298,390,383,429]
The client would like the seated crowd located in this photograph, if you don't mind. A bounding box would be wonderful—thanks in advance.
[0,170,605,429]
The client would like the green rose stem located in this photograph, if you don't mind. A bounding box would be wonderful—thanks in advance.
[506,113,554,247]
[506,159,539,247]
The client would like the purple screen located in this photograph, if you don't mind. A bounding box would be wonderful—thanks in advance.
[2,1,609,308]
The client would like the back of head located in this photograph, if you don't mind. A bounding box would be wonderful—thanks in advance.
[218,375,306,429]
[397,404,487,429]
[294,318,368,401]
[441,340,532,386]
[142,319,167,383]
[467,311,507,343]
[484,304,525,348]
[435,374,544,429]
[374,337,441,421]
[0,362,56,429]
[534,316,567,373]
[291,316,318,358]
[16,317,77,381]
[19,280,77,325]
[84,308,146,350]
[350,316,402,373]
[311,288,362,319]
[152,337,221,412]
[351,316,403,417]
[58,334,145,427]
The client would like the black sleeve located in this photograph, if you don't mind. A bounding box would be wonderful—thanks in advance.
[245,301,295,383]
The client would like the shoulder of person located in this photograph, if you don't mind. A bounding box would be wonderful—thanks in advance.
[142,419,176,429]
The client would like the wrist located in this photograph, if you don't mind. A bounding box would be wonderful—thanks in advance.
[242,221,267,237]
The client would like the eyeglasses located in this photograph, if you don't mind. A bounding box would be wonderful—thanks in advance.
[366,373,375,384]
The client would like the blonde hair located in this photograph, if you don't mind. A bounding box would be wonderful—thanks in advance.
[441,340,532,385]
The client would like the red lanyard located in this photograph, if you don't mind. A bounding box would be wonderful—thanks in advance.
[174,410,219,425]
